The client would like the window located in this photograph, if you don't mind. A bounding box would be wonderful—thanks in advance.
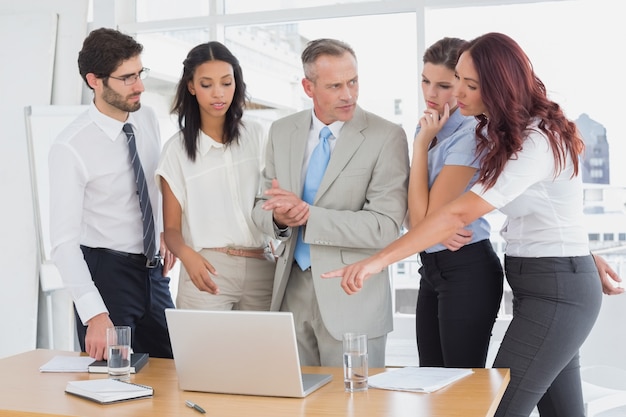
[394,99,403,116]
[136,0,209,21]
[225,0,366,13]
[590,157,604,167]
[137,12,418,142]
[112,0,626,366]
[227,13,418,136]
[425,0,623,187]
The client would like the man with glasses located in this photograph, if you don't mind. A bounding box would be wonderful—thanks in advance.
[49,28,175,360]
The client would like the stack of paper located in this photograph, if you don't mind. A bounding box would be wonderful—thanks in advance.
[368,367,473,393]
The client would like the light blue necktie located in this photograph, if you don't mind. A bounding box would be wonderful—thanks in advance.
[294,126,332,271]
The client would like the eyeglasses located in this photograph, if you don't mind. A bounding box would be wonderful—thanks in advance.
[107,68,150,85]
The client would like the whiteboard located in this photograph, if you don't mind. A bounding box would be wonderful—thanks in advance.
[25,105,88,289]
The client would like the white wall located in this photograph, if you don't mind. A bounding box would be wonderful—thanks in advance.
[0,0,88,358]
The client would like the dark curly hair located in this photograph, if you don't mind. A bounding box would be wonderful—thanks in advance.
[77,27,143,90]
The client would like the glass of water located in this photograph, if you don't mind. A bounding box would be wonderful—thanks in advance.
[106,326,131,381]
[343,333,368,392]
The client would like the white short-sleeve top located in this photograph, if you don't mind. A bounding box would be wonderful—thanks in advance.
[156,119,268,250]
[470,120,589,257]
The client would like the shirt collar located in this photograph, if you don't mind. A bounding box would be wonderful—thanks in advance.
[311,110,344,139]
[196,129,224,156]
[88,102,134,142]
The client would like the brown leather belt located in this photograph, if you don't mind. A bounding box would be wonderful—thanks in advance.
[207,247,268,260]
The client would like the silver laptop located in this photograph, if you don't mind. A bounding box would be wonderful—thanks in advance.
[165,309,333,397]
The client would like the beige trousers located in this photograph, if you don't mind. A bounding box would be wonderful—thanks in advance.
[281,263,387,367]
[176,248,275,311]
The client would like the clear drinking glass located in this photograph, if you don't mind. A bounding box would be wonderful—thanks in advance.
[106,326,131,381]
[343,333,368,392]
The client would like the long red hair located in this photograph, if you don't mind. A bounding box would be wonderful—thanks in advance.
[459,32,584,189]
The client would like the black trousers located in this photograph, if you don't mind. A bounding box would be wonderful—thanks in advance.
[416,239,504,368]
[75,246,175,358]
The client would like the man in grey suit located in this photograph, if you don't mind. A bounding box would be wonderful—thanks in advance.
[252,38,409,367]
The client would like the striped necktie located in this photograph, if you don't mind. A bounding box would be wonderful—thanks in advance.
[294,126,332,271]
[123,123,156,263]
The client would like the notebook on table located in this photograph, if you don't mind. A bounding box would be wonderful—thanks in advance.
[87,352,149,374]
[65,379,153,404]
[165,309,333,398]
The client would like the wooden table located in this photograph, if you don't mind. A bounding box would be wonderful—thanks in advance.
[0,350,509,417]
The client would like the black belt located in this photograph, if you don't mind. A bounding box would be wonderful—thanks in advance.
[82,246,161,268]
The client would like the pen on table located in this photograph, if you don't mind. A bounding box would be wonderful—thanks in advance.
[185,400,206,414]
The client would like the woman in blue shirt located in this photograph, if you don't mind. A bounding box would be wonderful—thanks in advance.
[409,37,503,368]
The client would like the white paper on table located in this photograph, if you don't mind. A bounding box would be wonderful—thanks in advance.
[367,366,474,393]
[39,355,95,372]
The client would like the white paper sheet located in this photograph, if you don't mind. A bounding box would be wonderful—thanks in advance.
[39,355,94,372]
[368,366,474,393]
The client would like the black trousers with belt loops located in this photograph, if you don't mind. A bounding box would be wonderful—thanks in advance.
[74,245,175,358]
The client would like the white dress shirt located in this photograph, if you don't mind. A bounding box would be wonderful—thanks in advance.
[49,103,163,324]
[156,119,268,250]
[471,120,589,257]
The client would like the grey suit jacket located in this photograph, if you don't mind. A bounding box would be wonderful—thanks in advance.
[251,106,409,340]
